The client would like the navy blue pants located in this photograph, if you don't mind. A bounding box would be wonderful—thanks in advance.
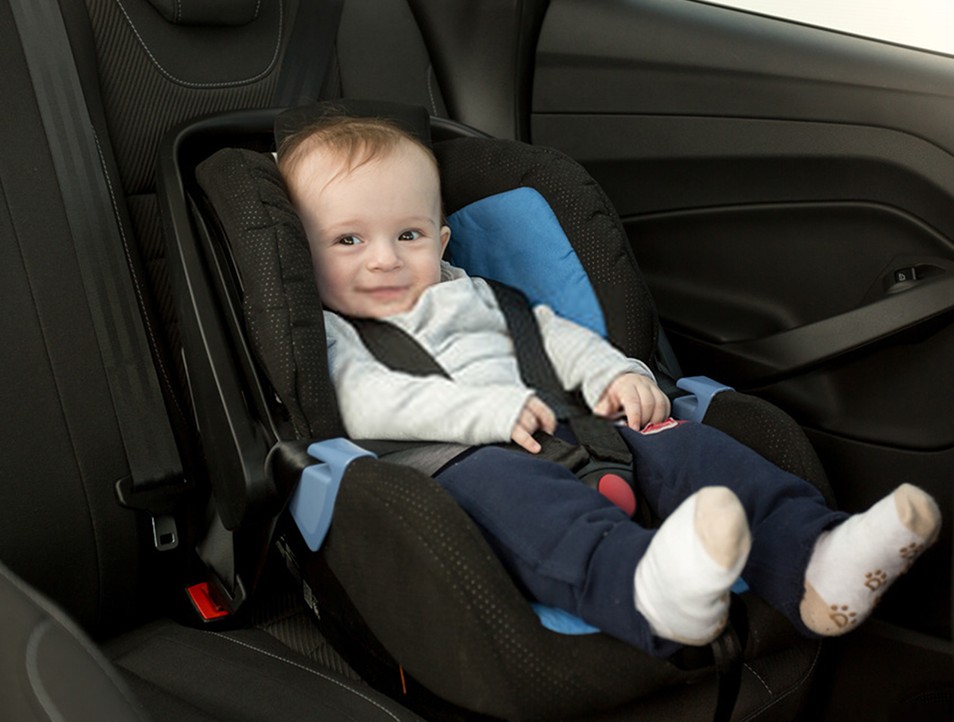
[435,420,845,657]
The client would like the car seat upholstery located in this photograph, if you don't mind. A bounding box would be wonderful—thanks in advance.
[0,561,146,722]
[0,0,446,719]
[162,100,830,721]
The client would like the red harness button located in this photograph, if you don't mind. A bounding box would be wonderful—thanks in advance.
[597,473,636,517]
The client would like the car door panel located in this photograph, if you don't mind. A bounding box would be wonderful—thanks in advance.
[531,0,954,649]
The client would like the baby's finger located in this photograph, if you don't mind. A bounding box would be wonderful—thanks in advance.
[526,396,557,434]
[650,385,672,424]
[539,401,558,434]
[592,395,611,417]
[512,424,542,454]
[618,387,646,430]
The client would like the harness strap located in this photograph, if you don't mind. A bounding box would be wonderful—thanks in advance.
[486,280,633,466]
[483,280,581,420]
[344,279,632,470]
[344,316,464,471]
[346,316,450,379]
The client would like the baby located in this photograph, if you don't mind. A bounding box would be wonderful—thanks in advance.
[278,114,941,656]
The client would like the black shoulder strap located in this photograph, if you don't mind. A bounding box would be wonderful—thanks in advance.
[346,317,451,379]
[10,0,182,494]
[483,280,584,421]
[486,280,632,465]
[340,317,461,462]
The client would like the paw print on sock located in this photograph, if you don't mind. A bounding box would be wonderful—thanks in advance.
[864,569,888,592]
[900,542,924,560]
[828,604,858,630]
[899,542,925,572]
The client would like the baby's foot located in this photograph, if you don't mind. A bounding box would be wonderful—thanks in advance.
[800,483,941,636]
[635,487,751,645]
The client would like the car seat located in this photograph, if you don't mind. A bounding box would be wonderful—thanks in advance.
[159,100,832,721]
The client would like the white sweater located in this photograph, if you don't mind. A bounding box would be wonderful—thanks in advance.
[324,263,653,445]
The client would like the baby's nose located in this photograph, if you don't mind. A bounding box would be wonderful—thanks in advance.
[368,240,402,269]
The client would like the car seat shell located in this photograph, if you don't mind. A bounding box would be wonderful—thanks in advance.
[160,103,829,720]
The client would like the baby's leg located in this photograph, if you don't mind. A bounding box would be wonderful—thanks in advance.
[617,422,941,637]
[635,486,751,645]
[437,446,667,654]
[619,422,844,626]
[800,483,940,635]
[437,447,752,654]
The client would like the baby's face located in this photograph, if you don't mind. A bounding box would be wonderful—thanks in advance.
[292,141,450,319]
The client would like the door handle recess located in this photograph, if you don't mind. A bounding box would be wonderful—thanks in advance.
[710,272,954,383]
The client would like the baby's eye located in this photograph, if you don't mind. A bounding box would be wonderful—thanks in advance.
[398,230,422,241]
[336,235,361,246]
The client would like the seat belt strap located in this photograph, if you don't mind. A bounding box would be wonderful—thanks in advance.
[273,0,346,106]
[10,0,181,489]
[346,315,451,379]
[484,279,583,420]
[486,280,633,465]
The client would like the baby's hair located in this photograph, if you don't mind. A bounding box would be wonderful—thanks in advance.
[277,114,438,194]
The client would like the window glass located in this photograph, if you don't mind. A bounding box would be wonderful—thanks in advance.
[698,0,954,55]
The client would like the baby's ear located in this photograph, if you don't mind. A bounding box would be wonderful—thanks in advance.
[439,224,451,255]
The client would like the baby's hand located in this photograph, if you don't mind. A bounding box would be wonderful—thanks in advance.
[593,373,671,431]
[511,396,557,454]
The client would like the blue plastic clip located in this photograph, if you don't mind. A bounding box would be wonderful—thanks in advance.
[290,438,376,552]
[672,376,734,423]
[532,604,600,635]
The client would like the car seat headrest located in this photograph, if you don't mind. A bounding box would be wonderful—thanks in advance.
[146,0,262,26]
[274,99,432,150]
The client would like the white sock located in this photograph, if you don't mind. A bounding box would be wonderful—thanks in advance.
[635,487,751,645]
[800,483,941,636]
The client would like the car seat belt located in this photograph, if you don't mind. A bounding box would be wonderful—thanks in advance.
[273,0,346,106]
[10,0,184,531]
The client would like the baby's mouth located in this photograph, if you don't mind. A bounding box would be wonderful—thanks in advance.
[362,285,409,301]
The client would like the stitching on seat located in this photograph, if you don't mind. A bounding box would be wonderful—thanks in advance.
[212,632,404,721]
[111,0,284,88]
[425,66,439,116]
[739,643,822,722]
[743,661,772,696]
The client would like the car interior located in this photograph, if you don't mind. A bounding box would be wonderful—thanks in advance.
[2,1,952,721]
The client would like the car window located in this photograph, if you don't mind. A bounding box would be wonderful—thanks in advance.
[696,0,954,56]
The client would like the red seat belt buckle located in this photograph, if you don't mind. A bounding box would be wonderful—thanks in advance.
[186,582,230,621]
